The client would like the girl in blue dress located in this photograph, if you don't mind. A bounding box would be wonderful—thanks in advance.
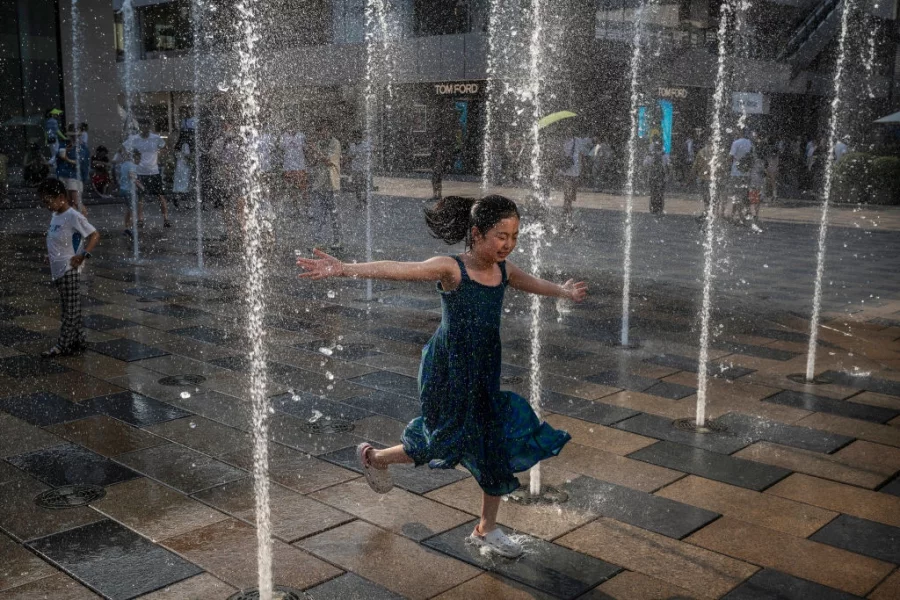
[297,195,586,557]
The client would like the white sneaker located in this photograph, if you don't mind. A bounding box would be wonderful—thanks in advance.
[356,443,393,494]
[466,526,524,558]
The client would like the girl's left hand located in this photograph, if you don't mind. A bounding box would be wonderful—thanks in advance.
[297,249,343,280]
[562,279,588,302]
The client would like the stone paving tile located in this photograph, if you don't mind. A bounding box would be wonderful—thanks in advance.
[145,416,251,458]
[766,474,900,527]
[90,338,170,362]
[542,391,639,425]
[341,389,423,422]
[0,413,63,458]
[556,517,758,599]
[0,532,57,591]
[350,415,409,446]
[321,444,470,494]
[593,571,699,600]
[8,443,140,488]
[846,391,900,411]
[733,441,891,489]
[543,414,656,456]
[614,413,752,454]
[425,520,620,599]
[794,412,900,448]
[0,355,68,378]
[81,391,191,427]
[655,475,837,538]
[588,390,694,420]
[115,443,246,494]
[868,569,900,600]
[809,514,900,564]
[82,314,138,331]
[164,518,341,591]
[641,380,697,400]
[763,390,900,424]
[877,476,900,497]
[311,478,471,541]
[92,477,228,542]
[270,390,374,422]
[687,517,893,596]
[0,392,96,427]
[584,371,658,393]
[833,440,900,479]
[193,478,353,543]
[220,443,359,494]
[546,442,683,493]
[0,324,47,348]
[46,415,165,457]
[131,573,236,599]
[720,569,863,600]
[628,441,790,491]
[713,412,854,453]
[349,369,420,399]
[166,389,250,430]
[434,573,557,600]
[27,519,202,600]
[54,351,133,381]
[306,572,406,600]
[0,573,102,599]
[540,374,621,402]
[268,413,365,456]
[298,520,480,600]
[820,370,900,397]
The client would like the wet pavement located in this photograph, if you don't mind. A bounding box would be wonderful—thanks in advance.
[0,190,899,599]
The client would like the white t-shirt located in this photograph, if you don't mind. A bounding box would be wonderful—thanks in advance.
[47,208,96,280]
[124,133,166,176]
[348,139,372,173]
[729,137,752,177]
[281,132,306,171]
[833,141,849,163]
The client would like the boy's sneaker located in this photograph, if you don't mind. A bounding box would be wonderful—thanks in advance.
[124,229,133,238]
[466,526,524,559]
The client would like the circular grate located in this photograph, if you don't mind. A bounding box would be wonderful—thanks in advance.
[158,374,207,386]
[297,418,355,435]
[34,485,106,509]
[673,418,729,434]
[227,587,310,600]
[500,375,524,385]
[507,484,569,505]
[786,373,833,385]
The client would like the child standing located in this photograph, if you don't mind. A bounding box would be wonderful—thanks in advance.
[39,179,100,358]
[297,195,586,558]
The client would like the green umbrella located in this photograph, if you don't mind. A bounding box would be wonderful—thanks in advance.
[538,110,577,130]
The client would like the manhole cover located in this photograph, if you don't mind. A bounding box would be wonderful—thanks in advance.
[786,373,833,385]
[159,374,207,386]
[673,418,729,434]
[34,485,106,509]
[297,418,355,435]
[501,375,524,385]
[507,484,569,505]
[227,587,310,600]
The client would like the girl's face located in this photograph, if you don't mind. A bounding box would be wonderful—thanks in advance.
[472,216,519,263]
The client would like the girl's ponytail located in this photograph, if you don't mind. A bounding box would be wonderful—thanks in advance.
[424,196,476,245]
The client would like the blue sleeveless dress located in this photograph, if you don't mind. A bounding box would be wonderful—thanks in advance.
[401,256,571,496]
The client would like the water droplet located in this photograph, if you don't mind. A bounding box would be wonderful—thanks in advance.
[325,371,334,380]
[217,82,230,92]
[189,421,197,429]
[327,384,334,390]
[180,391,191,399]
[318,347,333,356]
[308,410,323,423]
[327,290,336,299]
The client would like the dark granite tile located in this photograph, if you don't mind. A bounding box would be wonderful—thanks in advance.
[270,391,374,422]
[754,329,836,348]
[379,295,441,311]
[140,304,208,319]
[541,390,639,426]
[505,339,592,362]
[584,370,657,392]
[82,314,138,331]
[643,381,697,400]
[123,286,175,300]
[819,370,900,397]
[370,326,433,346]
[90,339,169,362]
[208,355,313,389]
[721,568,863,600]
[0,303,33,319]
[0,392,98,426]
[208,355,250,373]
[0,354,69,377]
[628,441,791,491]
[878,476,900,497]
[762,390,899,424]
[169,325,243,346]
[264,314,316,332]
[95,270,137,283]
[349,370,419,399]
[299,340,382,361]
[565,476,718,539]
[306,573,406,600]
[0,323,47,346]
[715,342,799,361]
[321,445,469,494]
[424,520,620,599]
[810,514,900,564]
[714,413,854,454]
[7,443,140,487]
[644,354,755,380]
[321,305,372,320]
[615,413,751,454]
[81,391,190,427]
[27,519,202,600]
[341,389,422,422]
[80,296,108,307]
[115,443,246,494]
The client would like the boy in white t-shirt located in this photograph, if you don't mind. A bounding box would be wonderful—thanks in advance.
[39,178,100,358]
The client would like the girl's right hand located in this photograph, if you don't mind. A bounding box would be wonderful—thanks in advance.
[297,249,343,280]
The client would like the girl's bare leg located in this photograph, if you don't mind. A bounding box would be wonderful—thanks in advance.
[476,493,502,534]
[368,445,413,468]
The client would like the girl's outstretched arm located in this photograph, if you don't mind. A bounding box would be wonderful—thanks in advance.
[297,249,459,286]
[506,261,588,302]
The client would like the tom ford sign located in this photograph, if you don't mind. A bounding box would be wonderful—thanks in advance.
[434,82,480,95]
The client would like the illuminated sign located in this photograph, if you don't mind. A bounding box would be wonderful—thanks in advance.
[434,82,480,95]
[658,87,688,99]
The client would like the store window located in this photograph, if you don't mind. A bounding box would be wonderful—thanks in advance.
[414,0,487,36]
[138,0,192,56]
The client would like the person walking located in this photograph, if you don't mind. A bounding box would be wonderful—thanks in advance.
[307,123,342,250]
[124,122,171,228]
[296,194,583,558]
[39,178,100,358]
[557,131,589,231]
[347,129,372,207]
[727,129,753,223]
[119,151,143,237]
[646,136,667,215]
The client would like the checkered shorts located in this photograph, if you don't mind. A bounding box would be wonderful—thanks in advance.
[54,269,85,353]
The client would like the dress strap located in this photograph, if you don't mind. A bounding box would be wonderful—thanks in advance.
[452,255,470,281]
[498,260,508,286]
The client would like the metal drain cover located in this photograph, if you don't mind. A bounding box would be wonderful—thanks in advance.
[227,587,310,600]
[786,373,833,385]
[500,375,524,385]
[673,418,729,434]
[297,418,355,435]
[159,374,207,386]
[507,484,569,505]
[35,485,106,509]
